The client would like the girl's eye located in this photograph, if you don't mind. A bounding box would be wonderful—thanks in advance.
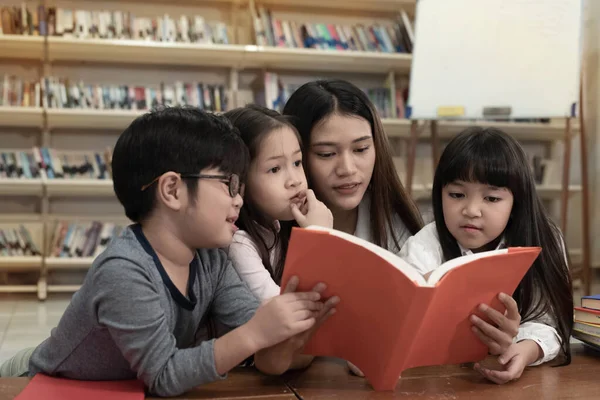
[268,167,280,173]
[316,152,334,158]
[293,160,302,167]
[355,146,370,153]
[486,196,501,203]
[448,192,464,199]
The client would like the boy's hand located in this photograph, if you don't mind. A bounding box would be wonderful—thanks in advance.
[471,293,521,355]
[291,189,333,229]
[246,276,322,350]
[474,340,541,384]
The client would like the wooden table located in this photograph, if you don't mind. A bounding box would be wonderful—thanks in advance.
[0,367,296,400]
[1,344,598,399]
[283,344,600,399]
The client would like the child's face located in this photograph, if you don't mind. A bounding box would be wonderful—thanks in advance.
[185,167,243,248]
[307,114,375,214]
[246,127,307,221]
[442,181,514,252]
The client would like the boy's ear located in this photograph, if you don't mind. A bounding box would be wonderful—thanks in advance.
[157,172,185,212]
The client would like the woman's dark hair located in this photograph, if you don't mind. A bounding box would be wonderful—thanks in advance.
[432,126,573,364]
[223,104,301,283]
[282,79,423,250]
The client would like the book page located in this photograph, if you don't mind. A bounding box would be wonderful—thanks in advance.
[306,225,427,286]
[426,248,509,286]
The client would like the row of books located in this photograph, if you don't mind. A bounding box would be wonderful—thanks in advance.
[573,296,600,352]
[252,7,414,53]
[257,72,407,118]
[1,4,229,44]
[1,75,40,107]
[0,225,40,256]
[0,148,113,181]
[43,78,228,112]
[48,221,123,259]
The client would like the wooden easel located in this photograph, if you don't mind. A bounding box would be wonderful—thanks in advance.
[405,84,592,295]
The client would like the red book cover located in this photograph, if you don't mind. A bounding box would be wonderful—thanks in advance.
[281,226,540,391]
[15,374,145,400]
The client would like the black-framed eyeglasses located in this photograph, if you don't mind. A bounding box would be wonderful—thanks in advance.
[141,173,244,198]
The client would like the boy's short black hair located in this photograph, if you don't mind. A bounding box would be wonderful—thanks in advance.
[112,107,249,222]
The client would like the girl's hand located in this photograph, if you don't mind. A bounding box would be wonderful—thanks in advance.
[474,340,541,384]
[291,189,333,228]
[471,293,521,355]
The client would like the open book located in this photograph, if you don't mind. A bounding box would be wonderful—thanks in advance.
[280,226,540,391]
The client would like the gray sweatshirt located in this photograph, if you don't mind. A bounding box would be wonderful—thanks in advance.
[28,224,261,397]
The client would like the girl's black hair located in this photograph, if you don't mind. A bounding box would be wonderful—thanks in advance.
[223,104,300,283]
[432,126,573,364]
[282,79,423,250]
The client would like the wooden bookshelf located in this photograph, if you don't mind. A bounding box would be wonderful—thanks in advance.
[0,36,45,61]
[243,46,412,74]
[45,257,95,269]
[250,0,416,13]
[0,106,44,128]
[46,109,140,130]
[383,119,579,141]
[0,256,43,270]
[47,37,248,68]
[44,179,114,197]
[0,179,44,196]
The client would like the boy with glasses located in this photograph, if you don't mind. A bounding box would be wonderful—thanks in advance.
[0,107,336,397]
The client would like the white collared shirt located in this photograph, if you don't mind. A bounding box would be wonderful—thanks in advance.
[399,222,563,366]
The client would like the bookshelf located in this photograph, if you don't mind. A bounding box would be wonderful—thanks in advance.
[0,0,584,299]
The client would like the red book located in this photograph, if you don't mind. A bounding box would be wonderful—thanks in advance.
[281,226,540,391]
[574,307,600,326]
[16,374,144,400]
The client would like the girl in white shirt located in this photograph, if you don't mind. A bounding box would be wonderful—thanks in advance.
[399,127,573,385]
[224,105,333,301]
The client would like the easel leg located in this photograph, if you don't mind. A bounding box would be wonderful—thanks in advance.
[560,118,571,234]
[431,120,440,171]
[579,84,592,296]
[406,120,419,195]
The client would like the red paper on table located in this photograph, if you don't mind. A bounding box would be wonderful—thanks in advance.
[15,374,145,400]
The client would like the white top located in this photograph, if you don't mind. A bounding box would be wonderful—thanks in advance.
[399,222,563,366]
[227,194,413,301]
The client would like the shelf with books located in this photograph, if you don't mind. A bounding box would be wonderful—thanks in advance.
[0,106,44,128]
[243,46,412,74]
[47,37,247,68]
[383,119,578,141]
[0,221,43,270]
[0,35,45,61]
[251,0,416,13]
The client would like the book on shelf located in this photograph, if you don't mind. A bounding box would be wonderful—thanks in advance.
[0,147,113,182]
[43,77,227,112]
[249,6,414,53]
[0,149,42,180]
[1,75,41,107]
[47,7,228,44]
[48,221,124,259]
[0,3,44,36]
[0,225,41,257]
[280,226,540,391]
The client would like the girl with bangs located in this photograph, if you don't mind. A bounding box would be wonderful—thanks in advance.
[399,127,573,384]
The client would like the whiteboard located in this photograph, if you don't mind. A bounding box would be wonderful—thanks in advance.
[408,0,583,120]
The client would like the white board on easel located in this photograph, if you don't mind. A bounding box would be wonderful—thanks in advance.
[408,0,583,120]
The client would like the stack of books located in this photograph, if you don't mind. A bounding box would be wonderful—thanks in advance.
[573,295,600,351]
[0,225,40,257]
[48,221,124,259]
